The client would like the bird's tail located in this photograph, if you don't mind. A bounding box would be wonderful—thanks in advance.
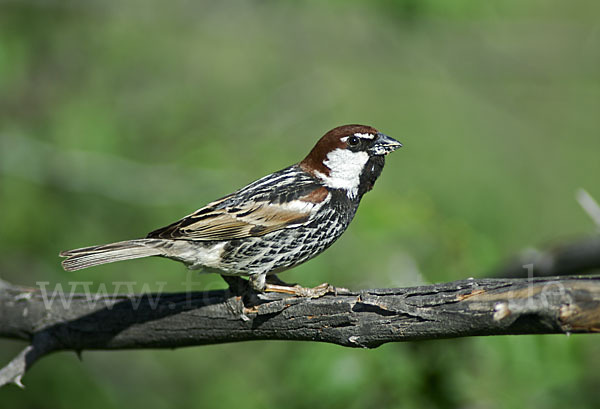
[59,239,166,271]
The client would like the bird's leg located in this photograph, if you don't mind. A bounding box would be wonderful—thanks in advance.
[264,282,335,298]
[250,273,347,298]
[262,275,340,298]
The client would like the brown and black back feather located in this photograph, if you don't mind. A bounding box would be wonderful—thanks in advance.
[147,164,323,241]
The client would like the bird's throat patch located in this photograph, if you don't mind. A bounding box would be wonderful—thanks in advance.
[314,149,369,199]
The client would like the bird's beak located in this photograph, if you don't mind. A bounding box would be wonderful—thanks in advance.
[369,132,403,156]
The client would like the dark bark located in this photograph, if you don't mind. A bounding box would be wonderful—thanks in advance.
[1,275,599,388]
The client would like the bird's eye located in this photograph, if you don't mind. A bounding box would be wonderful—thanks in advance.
[347,136,360,146]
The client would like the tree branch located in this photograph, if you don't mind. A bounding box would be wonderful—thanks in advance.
[1,275,599,388]
[490,235,600,278]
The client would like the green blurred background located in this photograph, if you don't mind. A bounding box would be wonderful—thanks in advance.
[1,0,599,408]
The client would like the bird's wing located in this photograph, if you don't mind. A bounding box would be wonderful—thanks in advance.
[147,186,330,242]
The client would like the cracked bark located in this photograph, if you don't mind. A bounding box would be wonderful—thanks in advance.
[1,275,599,388]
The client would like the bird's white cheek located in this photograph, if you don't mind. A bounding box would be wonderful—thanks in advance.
[314,149,369,198]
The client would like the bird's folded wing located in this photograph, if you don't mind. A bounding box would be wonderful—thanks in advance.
[147,190,328,241]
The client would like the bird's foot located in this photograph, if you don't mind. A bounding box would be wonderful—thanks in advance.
[264,282,346,298]
[223,274,349,298]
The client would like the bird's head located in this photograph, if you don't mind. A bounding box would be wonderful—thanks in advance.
[299,124,402,199]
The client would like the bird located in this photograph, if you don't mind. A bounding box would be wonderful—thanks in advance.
[60,124,402,296]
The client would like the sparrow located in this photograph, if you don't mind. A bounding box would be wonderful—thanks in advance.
[60,125,402,296]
